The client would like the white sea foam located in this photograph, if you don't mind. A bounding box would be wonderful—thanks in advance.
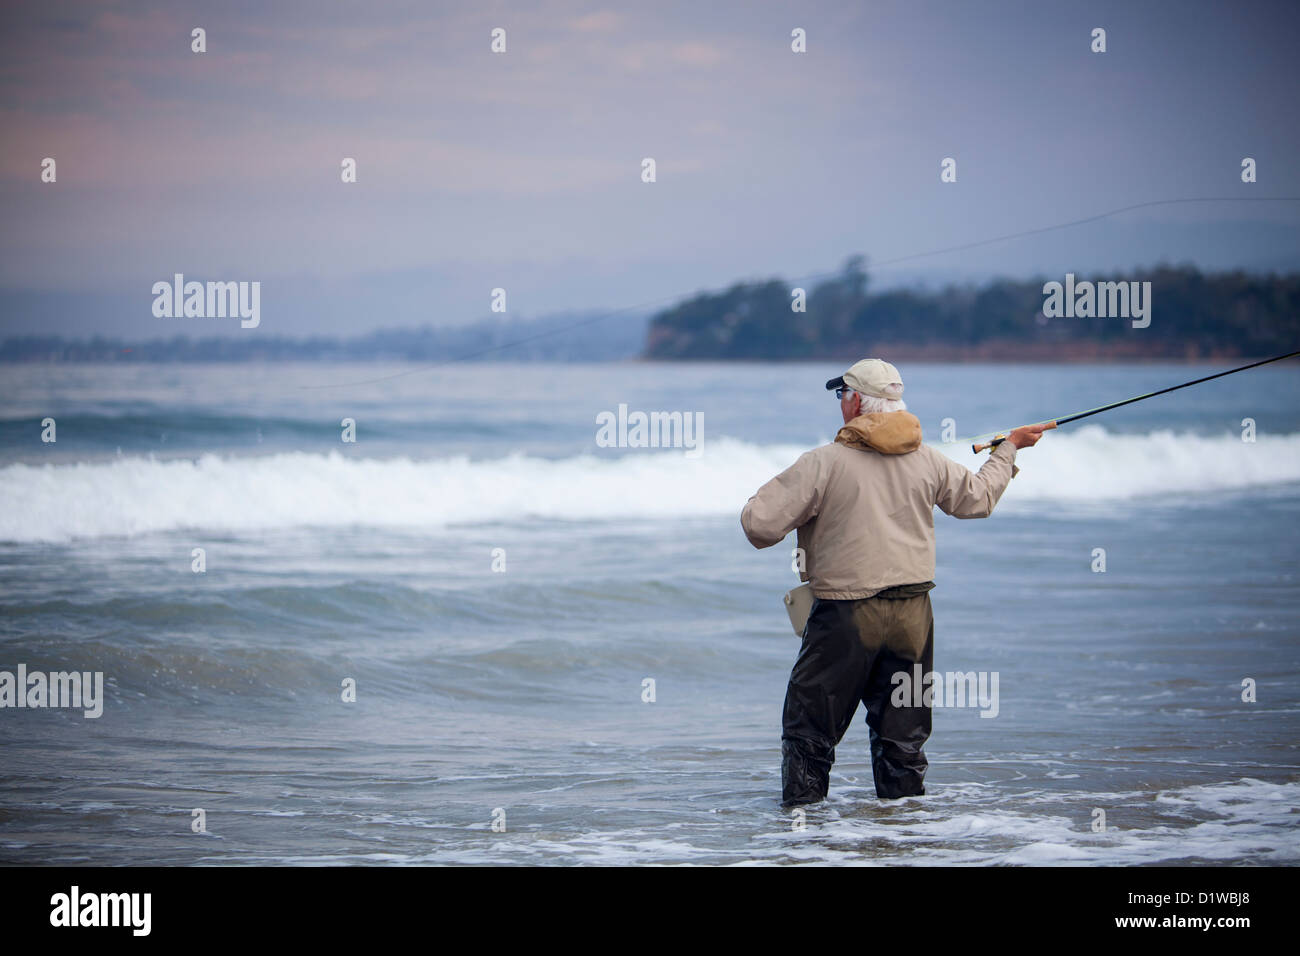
[947,423,1300,502]
[752,776,1300,866]
[2,427,1298,542]
[226,777,1300,866]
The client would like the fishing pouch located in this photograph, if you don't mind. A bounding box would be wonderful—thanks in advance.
[783,583,815,636]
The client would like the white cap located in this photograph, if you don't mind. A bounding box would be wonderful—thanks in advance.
[826,358,904,400]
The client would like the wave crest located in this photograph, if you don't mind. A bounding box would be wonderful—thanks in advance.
[2,427,1298,542]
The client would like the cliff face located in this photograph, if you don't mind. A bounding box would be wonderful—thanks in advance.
[642,264,1300,361]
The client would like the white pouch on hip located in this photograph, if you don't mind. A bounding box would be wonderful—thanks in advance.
[783,582,814,637]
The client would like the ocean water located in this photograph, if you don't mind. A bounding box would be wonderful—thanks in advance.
[1,360,1298,866]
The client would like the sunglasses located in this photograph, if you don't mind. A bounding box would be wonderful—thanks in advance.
[834,387,855,400]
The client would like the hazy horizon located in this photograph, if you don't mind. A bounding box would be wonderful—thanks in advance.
[3,0,1299,340]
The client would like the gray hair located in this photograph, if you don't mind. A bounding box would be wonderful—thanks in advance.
[851,391,907,414]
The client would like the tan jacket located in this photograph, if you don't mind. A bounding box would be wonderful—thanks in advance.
[740,411,1019,599]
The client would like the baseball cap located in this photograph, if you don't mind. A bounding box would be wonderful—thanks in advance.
[825,358,905,400]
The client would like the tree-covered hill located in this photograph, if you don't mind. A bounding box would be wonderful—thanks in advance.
[643,259,1300,361]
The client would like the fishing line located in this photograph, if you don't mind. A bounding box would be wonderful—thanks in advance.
[300,196,1300,390]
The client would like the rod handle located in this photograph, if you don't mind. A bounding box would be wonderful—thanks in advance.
[972,435,1007,454]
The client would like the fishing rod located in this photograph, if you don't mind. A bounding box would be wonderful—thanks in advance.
[972,349,1300,453]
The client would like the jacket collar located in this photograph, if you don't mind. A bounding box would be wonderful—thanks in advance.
[835,411,923,455]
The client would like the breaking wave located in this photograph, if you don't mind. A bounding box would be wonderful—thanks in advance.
[3,425,1299,542]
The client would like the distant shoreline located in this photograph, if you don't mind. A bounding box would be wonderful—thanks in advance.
[640,343,1300,364]
[3,351,1297,366]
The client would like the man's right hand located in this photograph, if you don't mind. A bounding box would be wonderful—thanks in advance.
[1007,421,1057,448]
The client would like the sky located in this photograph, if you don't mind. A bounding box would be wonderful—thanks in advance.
[1,0,1298,339]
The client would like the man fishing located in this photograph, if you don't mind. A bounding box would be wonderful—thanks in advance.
[740,358,1054,806]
